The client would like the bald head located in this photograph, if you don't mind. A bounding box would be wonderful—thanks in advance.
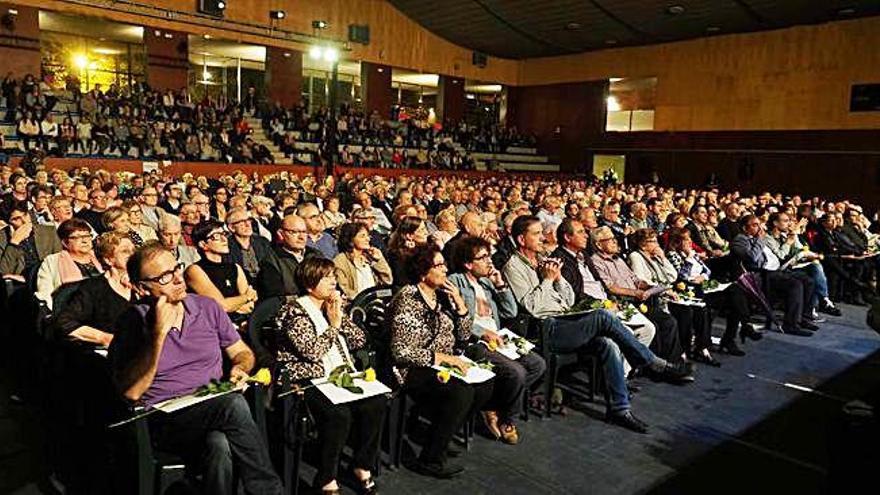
[460,211,485,237]
[279,214,308,251]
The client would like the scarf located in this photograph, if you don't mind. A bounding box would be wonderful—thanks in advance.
[58,250,103,285]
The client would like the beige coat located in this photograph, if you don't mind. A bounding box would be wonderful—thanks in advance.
[333,251,393,299]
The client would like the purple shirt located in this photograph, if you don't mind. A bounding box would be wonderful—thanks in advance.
[110,294,241,406]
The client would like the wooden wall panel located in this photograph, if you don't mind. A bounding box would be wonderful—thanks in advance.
[15,0,519,85]
[437,75,465,123]
[361,61,392,117]
[520,16,880,131]
[266,47,302,107]
[0,2,40,78]
[144,28,189,90]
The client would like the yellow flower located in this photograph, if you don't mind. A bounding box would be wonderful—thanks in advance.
[249,368,272,386]
[676,282,686,291]
[487,339,498,352]
[602,299,614,309]
[686,291,695,298]
[437,369,451,384]
[639,304,649,313]
[363,368,376,382]
[802,245,810,252]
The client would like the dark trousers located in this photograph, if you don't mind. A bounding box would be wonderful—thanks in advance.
[647,307,682,361]
[705,284,752,344]
[766,271,807,330]
[149,393,283,495]
[301,388,386,487]
[404,367,494,465]
[485,351,546,423]
[668,303,711,355]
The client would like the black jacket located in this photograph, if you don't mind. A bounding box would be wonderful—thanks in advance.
[226,234,273,283]
[256,245,320,299]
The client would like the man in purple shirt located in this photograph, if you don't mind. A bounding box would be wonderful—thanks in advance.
[110,242,282,495]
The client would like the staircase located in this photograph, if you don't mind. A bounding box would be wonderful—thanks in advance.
[245,116,292,164]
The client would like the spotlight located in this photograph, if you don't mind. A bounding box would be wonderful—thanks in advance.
[312,20,328,30]
[217,1,226,9]
[309,46,323,60]
[73,54,89,70]
[270,10,286,20]
[322,47,338,63]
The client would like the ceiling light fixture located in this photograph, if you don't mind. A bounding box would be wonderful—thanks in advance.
[270,10,286,20]
[605,39,618,45]
[565,21,582,31]
[706,26,721,32]
[838,8,856,16]
[666,5,686,15]
[312,20,328,30]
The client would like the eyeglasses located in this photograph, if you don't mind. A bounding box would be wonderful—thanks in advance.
[228,218,250,227]
[207,231,228,242]
[67,233,93,241]
[597,237,616,243]
[8,214,27,223]
[473,253,491,262]
[431,261,447,269]
[281,227,308,235]
[129,209,142,214]
[141,262,184,285]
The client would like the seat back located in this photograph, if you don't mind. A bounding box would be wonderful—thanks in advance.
[247,296,284,370]
[349,285,394,376]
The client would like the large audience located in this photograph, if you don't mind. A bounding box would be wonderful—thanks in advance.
[1,74,534,171]
[2,161,878,494]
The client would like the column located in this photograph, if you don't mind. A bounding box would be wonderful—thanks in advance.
[265,47,302,107]
[436,75,465,123]
[144,28,189,91]
[0,3,40,78]
[360,61,392,118]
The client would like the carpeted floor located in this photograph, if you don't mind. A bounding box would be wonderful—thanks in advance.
[2,304,879,495]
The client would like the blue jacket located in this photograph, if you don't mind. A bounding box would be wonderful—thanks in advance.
[448,273,518,337]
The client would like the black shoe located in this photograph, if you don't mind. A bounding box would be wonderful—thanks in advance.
[799,320,820,331]
[819,303,842,317]
[783,326,813,337]
[657,361,695,383]
[409,460,465,479]
[691,351,722,367]
[719,340,746,356]
[739,323,764,343]
[607,410,648,434]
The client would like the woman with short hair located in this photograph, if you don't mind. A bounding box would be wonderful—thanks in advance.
[36,218,103,308]
[274,257,385,494]
[333,222,393,299]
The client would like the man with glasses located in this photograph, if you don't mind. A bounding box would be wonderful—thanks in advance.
[179,202,202,246]
[0,200,62,277]
[297,202,337,259]
[449,236,546,444]
[137,186,163,230]
[74,188,109,233]
[589,226,685,365]
[159,182,183,215]
[503,216,692,433]
[110,242,283,495]
[48,196,74,228]
[225,207,272,284]
[191,192,211,222]
[28,185,54,225]
[257,213,320,298]
[157,214,200,269]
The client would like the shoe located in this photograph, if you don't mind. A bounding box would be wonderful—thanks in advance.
[481,411,501,440]
[657,361,696,383]
[819,300,842,316]
[410,460,465,479]
[806,310,826,323]
[783,326,813,337]
[691,350,721,367]
[799,320,820,331]
[607,410,648,434]
[499,423,519,445]
[355,476,378,495]
[739,323,764,343]
[719,340,746,356]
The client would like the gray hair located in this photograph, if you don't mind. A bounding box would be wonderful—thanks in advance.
[157,214,182,233]
[589,225,614,247]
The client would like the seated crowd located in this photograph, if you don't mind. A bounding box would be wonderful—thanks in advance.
[1,163,878,494]
[2,74,534,170]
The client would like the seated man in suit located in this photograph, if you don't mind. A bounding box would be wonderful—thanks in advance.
[256,213,320,299]
[110,242,282,495]
[731,214,817,336]
[1,199,62,278]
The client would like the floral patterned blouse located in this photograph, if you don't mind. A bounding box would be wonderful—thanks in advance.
[389,285,472,382]
[273,296,366,389]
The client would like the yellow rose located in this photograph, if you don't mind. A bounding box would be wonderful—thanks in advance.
[801,245,810,252]
[487,339,498,352]
[686,291,695,298]
[249,368,272,386]
[639,304,649,313]
[437,369,451,384]
[363,368,376,382]
[603,299,614,309]
[676,282,686,291]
